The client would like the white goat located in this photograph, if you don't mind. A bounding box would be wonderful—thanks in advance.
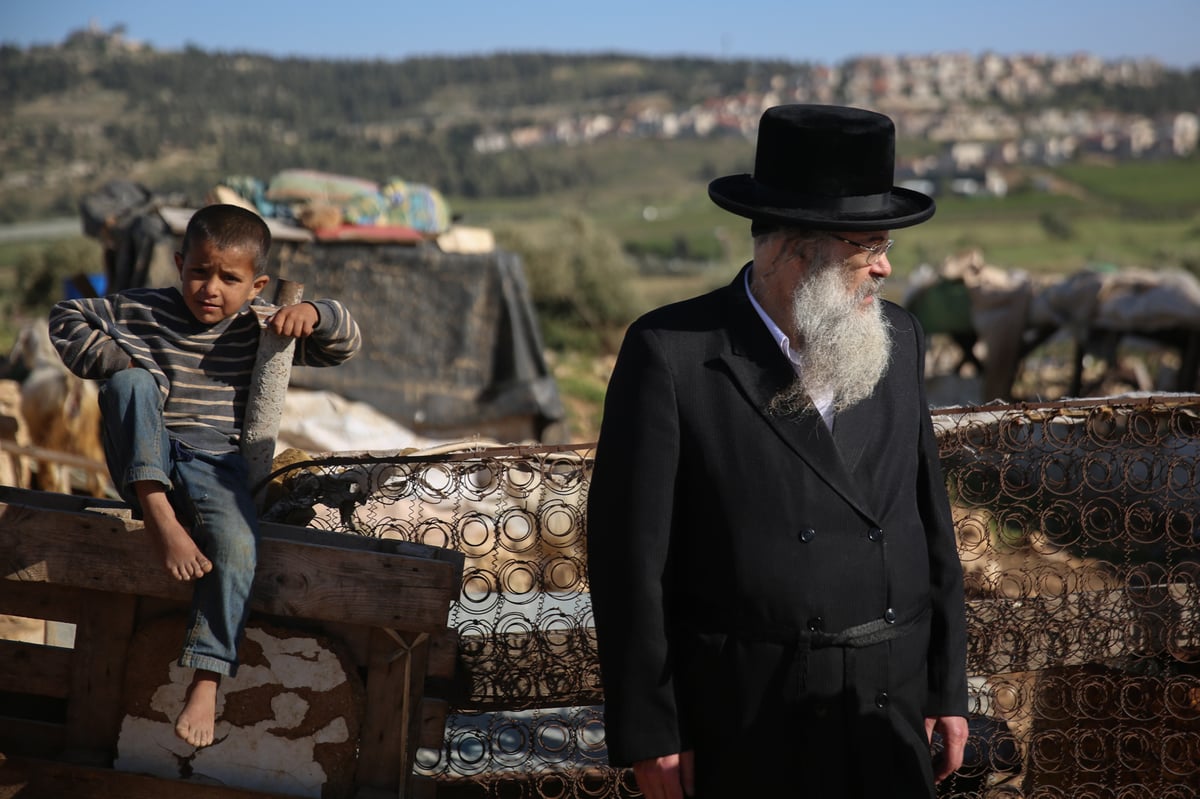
[7,320,108,496]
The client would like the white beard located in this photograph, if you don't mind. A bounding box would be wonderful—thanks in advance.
[768,255,893,418]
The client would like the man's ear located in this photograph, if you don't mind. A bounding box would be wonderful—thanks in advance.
[174,251,184,275]
[251,274,271,299]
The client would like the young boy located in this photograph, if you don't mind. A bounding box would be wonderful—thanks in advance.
[49,203,361,748]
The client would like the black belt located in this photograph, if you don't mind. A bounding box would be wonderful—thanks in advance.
[807,607,929,649]
[691,606,931,701]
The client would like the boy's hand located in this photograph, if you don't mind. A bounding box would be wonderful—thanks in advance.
[268,302,319,338]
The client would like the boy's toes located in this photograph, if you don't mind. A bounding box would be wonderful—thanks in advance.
[190,558,212,579]
[176,719,213,748]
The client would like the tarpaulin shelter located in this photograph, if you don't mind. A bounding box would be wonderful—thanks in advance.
[78,182,565,443]
[905,250,1200,402]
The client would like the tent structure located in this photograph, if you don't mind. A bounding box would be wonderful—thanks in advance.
[79,181,566,443]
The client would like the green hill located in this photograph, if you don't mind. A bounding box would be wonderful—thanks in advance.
[3,30,1199,330]
[3,31,1200,436]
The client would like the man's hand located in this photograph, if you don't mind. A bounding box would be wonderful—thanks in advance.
[631,750,694,799]
[268,302,319,338]
[925,715,968,783]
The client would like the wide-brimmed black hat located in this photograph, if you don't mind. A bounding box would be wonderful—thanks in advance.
[708,104,934,232]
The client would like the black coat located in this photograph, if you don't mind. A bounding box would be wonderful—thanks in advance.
[587,267,968,798]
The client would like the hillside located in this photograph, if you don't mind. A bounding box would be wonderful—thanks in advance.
[2,29,1200,439]
[3,26,1199,225]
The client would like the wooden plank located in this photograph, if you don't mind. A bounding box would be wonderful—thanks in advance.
[425,627,458,681]
[0,500,463,632]
[63,589,137,760]
[313,620,373,667]
[356,628,409,791]
[0,486,127,514]
[260,520,463,566]
[399,632,434,799]
[254,533,458,633]
[0,639,71,698]
[356,628,433,796]
[0,580,83,625]
[0,753,312,799]
[417,697,449,750]
[409,775,440,799]
[0,718,65,759]
[0,485,465,570]
[0,439,108,475]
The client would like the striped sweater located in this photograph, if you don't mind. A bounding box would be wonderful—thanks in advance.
[50,287,361,453]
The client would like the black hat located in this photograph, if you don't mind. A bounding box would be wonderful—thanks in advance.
[708,104,934,232]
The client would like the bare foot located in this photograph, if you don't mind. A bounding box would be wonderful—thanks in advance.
[176,670,220,748]
[134,481,212,581]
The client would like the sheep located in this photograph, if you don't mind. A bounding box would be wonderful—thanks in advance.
[6,320,109,497]
[0,378,32,488]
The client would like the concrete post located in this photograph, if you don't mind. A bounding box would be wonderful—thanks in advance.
[242,279,303,511]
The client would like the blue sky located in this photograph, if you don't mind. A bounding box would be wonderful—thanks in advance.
[3,0,1198,68]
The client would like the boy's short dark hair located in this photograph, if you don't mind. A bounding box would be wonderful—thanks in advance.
[181,204,272,275]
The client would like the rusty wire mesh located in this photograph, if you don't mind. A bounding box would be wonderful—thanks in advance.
[262,395,1200,798]
[935,395,1200,799]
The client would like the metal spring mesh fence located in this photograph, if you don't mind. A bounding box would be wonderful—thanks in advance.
[261,395,1200,798]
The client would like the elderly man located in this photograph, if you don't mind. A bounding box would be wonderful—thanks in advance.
[587,104,968,798]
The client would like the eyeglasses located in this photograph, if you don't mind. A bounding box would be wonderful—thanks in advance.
[827,233,894,264]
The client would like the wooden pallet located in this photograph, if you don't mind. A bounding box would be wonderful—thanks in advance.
[0,486,464,798]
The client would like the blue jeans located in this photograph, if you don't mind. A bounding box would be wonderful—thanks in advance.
[99,368,258,677]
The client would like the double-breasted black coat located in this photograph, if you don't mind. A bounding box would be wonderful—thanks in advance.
[587,266,968,798]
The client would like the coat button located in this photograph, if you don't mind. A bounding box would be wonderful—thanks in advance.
[875,691,889,708]
[868,527,884,541]
[799,527,816,543]
[884,608,897,623]
[807,616,824,632]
